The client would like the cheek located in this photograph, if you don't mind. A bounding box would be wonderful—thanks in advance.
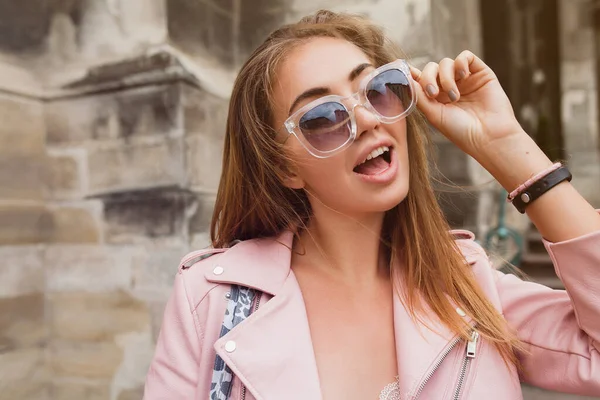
[286,143,346,188]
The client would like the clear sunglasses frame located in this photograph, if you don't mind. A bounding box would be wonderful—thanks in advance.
[282,59,417,158]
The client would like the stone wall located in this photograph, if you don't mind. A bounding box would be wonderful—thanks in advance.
[0,1,230,398]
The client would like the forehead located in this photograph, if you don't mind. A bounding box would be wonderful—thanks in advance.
[275,37,372,97]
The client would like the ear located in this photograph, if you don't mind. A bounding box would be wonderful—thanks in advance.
[278,163,305,190]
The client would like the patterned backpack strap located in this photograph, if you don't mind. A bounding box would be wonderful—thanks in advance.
[210,285,258,400]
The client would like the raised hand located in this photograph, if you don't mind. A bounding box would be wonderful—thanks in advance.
[410,50,523,157]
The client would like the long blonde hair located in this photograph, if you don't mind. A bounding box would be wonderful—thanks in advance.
[211,10,522,367]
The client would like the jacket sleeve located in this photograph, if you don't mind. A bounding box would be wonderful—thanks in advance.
[143,270,203,399]
[495,226,600,396]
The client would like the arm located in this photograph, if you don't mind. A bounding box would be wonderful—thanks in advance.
[495,226,600,395]
[410,50,600,395]
[478,131,600,241]
[409,50,600,239]
[144,271,202,399]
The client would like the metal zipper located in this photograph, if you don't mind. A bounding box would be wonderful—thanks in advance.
[240,291,262,400]
[452,330,479,400]
[413,327,478,399]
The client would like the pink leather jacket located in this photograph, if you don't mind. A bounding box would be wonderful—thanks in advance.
[144,225,600,399]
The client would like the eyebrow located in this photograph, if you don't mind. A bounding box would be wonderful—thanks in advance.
[287,62,373,115]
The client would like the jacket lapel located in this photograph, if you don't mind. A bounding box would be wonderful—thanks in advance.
[393,292,458,398]
[214,271,321,400]
[393,251,478,398]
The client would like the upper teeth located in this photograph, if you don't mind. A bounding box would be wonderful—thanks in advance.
[358,146,390,165]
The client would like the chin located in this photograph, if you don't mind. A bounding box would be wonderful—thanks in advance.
[357,184,409,214]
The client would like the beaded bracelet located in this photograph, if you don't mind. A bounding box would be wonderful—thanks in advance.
[507,162,562,202]
[509,165,572,214]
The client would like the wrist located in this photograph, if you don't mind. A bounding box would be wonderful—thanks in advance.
[475,130,554,191]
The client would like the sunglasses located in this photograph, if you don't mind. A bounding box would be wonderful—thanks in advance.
[282,59,416,158]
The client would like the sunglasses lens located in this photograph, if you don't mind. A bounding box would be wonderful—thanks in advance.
[298,101,351,152]
[366,69,412,118]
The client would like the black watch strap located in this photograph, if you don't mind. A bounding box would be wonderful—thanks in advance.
[512,166,572,214]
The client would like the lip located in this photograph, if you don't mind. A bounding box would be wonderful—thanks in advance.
[353,146,398,184]
[353,139,395,169]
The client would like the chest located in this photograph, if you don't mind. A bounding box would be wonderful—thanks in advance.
[299,277,399,400]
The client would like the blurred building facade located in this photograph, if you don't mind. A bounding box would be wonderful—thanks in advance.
[0,1,598,399]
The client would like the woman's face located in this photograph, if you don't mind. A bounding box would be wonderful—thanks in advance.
[271,37,410,217]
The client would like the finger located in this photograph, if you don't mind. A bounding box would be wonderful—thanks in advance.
[420,62,440,98]
[454,52,469,80]
[456,50,490,76]
[411,74,442,123]
[409,65,422,81]
[438,58,460,102]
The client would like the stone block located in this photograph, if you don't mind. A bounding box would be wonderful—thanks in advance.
[239,0,288,58]
[118,386,145,400]
[87,137,186,195]
[110,0,167,48]
[46,84,181,145]
[49,339,123,379]
[0,94,45,156]
[46,201,103,244]
[0,61,41,101]
[186,134,224,192]
[45,245,135,293]
[147,299,168,343]
[112,330,155,400]
[48,291,149,342]
[51,381,110,400]
[131,241,188,300]
[46,147,88,199]
[0,155,47,201]
[114,84,180,140]
[103,188,195,243]
[0,293,45,352]
[0,348,48,400]
[182,84,228,135]
[0,0,49,52]
[0,201,102,245]
[167,0,235,65]
[0,0,80,54]
[0,246,44,297]
[189,193,216,234]
[0,203,53,245]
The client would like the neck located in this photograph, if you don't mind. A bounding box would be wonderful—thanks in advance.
[294,205,389,284]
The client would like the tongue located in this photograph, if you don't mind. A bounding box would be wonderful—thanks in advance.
[354,155,389,175]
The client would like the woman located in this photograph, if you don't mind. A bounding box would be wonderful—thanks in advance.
[144,10,600,400]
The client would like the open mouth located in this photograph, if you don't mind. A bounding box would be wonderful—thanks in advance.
[353,146,393,175]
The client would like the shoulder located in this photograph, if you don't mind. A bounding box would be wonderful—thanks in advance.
[450,229,504,307]
[450,229,500,282]
[175,247,230,309]
[178,247,228,273]
[450,229,489,265]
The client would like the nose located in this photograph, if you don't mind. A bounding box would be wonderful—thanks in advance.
[352,102,379,139]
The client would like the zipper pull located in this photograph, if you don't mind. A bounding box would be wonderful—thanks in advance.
[466,331,479,359]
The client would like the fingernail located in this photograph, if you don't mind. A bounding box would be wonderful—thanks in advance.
[459,70,467,79]
[426,84,437,97]
[448,90,458,102]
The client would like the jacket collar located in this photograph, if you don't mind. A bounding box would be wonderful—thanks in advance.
[204,229,479,296]
[204,230,295,296]
[209,230,481,399]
